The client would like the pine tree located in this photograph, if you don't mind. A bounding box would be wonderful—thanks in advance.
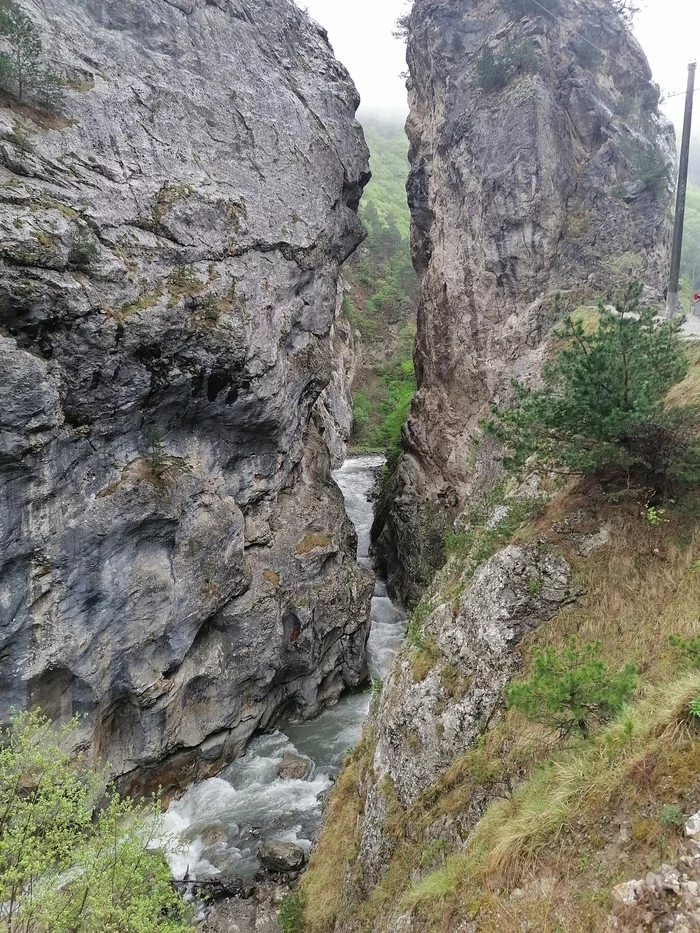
[505,641,637,738]
[484,281,700,491]
[0,0,62,109]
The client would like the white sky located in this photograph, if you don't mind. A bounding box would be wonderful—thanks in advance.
[301,0,700,133]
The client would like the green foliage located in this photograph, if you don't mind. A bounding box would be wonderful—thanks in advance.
[144,426,167,474]
[485,282,700,491]
[621,137,671,196]
[343,295,378,342]
[659,803,685,828]
[279,890,305,933]
[67,225,98,270]
[0,0,63,109]
[345,121,417,458]
[689,697,700,719]
[0,709,192,933]
[443,496,543,574]
[505,640,637,738]
[476,38,539,91]
[349,324,416,458]
[669,633,700,667]
[681,182,700,297]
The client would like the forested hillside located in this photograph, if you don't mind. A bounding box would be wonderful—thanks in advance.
[681,137,700,299]
[343,118,418,458]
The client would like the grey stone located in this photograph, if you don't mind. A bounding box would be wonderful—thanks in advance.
[372,0,675,607]
[257,840,305,874]
[277,752,311,781]
[0,0,372,794]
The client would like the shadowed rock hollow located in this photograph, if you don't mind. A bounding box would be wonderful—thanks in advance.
[0,0,372,794]
[372,0,675,607]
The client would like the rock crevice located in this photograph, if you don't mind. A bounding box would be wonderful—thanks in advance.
[0,0,371,793]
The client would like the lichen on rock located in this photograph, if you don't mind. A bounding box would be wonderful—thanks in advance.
[0,0,372,793]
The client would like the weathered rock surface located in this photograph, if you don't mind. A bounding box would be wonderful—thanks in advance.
[355,542,580,889]
[606,811,700,930]
[277,751,311,781]
[0,0,372,793]
[257,840,306,874]
[372,0,674,606]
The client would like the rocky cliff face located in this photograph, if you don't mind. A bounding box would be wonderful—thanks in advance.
[372,0,675,606]
[0,0,372,793]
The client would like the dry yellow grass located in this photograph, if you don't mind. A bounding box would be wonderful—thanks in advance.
[667,339,700,408]
[301,734,372,933]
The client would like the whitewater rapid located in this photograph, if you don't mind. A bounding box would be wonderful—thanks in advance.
[159,455,405,882]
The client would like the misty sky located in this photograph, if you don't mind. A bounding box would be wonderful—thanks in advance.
[301,0,699,133]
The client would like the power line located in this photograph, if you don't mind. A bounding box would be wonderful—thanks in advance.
[526,0,687,102]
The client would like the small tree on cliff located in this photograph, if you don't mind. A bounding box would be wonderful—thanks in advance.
[0,0,62,109]
[0,709,192,933]
[484,281,700,493]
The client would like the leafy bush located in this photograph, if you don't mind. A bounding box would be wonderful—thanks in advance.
[621,137,671,196]
[476,38,539,91]
[659,803,685,828]
[279,890,305,933]
[505,640,637,738]
[0,709,191,933]
[485,281,700,492]
[0,0,63,109]
[67,225,98,270]
[669,633,700,667]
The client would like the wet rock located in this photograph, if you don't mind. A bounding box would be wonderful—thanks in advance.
[278,752,311,781]
[257,841,306,874]
[0,0,372,791]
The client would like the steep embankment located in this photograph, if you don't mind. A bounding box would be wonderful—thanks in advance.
[303,468,700,932]
[0,0,372,794]
[372,0,675,606]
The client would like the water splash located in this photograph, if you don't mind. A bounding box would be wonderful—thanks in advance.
[161,455,405,881]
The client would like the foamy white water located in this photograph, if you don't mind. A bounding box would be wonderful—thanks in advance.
[161,455,405,882]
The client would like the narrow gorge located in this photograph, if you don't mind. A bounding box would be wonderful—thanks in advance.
[2,0,700,932]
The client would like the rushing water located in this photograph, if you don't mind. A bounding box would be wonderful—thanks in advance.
[160,455,405,882]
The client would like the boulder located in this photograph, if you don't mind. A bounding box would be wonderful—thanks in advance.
[257,841,306,874]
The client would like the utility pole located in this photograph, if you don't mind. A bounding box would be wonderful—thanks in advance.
[667,61,696,318]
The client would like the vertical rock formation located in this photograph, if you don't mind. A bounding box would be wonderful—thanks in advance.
[0,0,372,792]
[372,0,674,606]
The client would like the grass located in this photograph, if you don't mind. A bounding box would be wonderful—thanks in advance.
[406,673,700,929]
[303,479,700,932]
[301,734,373,933]
[667,339,700,408]
[295,534,334,555]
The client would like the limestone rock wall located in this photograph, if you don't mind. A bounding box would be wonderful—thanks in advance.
[0,0,372,793]
[372,0,674,606]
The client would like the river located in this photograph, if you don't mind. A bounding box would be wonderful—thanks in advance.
[160,455,405,882]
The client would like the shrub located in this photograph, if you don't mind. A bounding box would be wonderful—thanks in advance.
[145,426,167,474]
[279,890,305,933]
[0,709,192,933]
[505,640,637,738]
[669,633,700,667]
[67,225,98,270]
[659,803,685,828]
[0,0,63,109]
[484,281,700,493]
[476,38,539,91]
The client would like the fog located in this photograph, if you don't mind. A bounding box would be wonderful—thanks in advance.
[300,0,699,134]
